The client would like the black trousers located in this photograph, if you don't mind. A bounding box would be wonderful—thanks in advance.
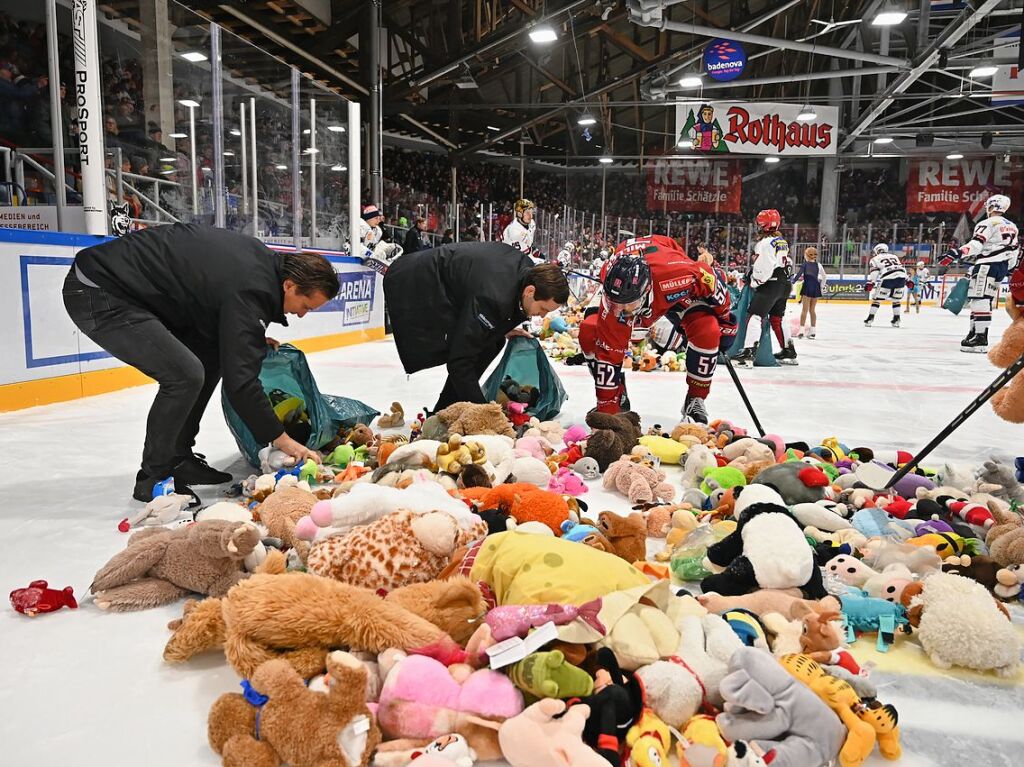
[433,337,506,412]
[62,267,221,479]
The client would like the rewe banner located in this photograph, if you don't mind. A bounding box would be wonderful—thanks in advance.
[906,157,1022,214]
[646,158,742,214]
[675,101,839,156]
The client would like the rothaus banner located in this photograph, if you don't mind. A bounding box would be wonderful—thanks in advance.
[675,101,839,156]
[646,158,742,214]
[906,157,1022,214]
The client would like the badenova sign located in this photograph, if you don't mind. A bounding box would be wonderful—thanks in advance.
[676,101,839,156]
[906,157,1022,214]
[704,39,746,82]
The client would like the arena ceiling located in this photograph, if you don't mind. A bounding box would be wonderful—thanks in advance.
[105,0,1024,166]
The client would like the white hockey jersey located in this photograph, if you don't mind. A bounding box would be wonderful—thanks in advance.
[867,251,908,284]
[750,234,790,287]
[502,218,536,252]
[359,218,383,250]
[961,214,1020,266]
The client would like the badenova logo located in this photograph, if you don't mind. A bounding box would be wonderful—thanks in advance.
[704,39,746,82]
[72,0,91,166]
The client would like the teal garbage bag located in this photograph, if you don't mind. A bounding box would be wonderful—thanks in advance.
[223,344,379,467]
[725,284,778,367]
[942,277,970,315]
[482,336,567,421]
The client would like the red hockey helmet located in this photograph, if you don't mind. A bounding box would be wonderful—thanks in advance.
[755,209,782,231]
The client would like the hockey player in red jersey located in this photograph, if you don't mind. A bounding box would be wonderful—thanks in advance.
[578,235,737,423]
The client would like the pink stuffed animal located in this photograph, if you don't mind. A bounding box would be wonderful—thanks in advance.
[563,425,589,448]
[602,455,675,504]
[824,554,879,587]
[548,467,588,497]
[514,436,554,461]
[376,654,524,762]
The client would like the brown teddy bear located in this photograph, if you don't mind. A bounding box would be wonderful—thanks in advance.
[989,290,1024,422]
[164,572,485,678]
[584,410,642,471]
[90,520,261,612]
[208,650,380,767]
[254,486,317,556]
[596,511,647,564]
[306,510,488,592]
[986,502,1024,566]
[603,455,675,505]
[430,402,516,439]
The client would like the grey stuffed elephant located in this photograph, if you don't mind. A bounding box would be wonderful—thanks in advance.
[716,647,845,767]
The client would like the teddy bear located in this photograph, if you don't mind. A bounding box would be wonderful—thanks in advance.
[988,286,1024,423]
[207,650,380,767]
[701,501,828,599]
[90,520,262,612]
[377,401,405,429]
[584,410,642,471]
[523,418,565,445]
[671,422,713,447]
[253,486,317,555]
[603,455,675,504]
[985,500,1024,566]
[164,572,485,678]
[307,510,488,591]
[436,435,487,475]
[434,402,517,438]
[680,443,718,489]
[593,511,647,563]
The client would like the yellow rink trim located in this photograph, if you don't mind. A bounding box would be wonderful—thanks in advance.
[847,625,1024,686]
[0,326,386,412]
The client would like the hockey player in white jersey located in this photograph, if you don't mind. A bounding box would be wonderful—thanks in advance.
[357,204,402,274]
[502,198,537,253]
[864,243,908,328]
[733,208,797,366]
[957,194,1020,352]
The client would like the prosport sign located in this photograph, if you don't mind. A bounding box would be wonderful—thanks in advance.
[906,157,1022,214]
[676,101,839,156]
[646,158,742,214]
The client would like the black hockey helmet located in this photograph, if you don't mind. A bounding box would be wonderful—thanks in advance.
[602,254,651,305]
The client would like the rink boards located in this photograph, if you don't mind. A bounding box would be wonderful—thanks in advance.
[0,228,385,411]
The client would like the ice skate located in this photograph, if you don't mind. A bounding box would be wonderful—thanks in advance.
[807,327,817,339]
[732,345,757,369]
[864,316,874,327]
[794,326,805,339]
[961,330,989,353]
[891,317,901,328]
[774,342,799,365]
[683,394,708,425]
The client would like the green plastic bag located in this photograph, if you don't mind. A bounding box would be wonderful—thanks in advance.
[482,336,567,421]
[726,285,778,367]
[223,344,379,467]
[942,277,970,315]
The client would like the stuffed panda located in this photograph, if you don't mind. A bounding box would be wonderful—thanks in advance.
[700,500,827,598]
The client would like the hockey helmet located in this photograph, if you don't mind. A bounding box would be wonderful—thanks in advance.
[563,241,576,252]
[755,209,781,231]
[514,198,536,216]
[603,254,651,311]
[986,194,1011,214]
[872,243,890,255]
[916,260,925,267]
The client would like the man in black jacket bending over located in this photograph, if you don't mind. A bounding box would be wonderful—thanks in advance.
[64,224,340,501]
[384,241,569,411]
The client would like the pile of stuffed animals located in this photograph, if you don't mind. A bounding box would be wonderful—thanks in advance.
[18,387,1024,767]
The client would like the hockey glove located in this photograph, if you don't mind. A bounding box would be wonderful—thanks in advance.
[864,282,874,294]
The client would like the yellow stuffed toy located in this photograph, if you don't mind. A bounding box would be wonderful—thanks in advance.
[625,709,672,767]
[639,435,689,466]
[436,435,485,476]
[677,714,728,767]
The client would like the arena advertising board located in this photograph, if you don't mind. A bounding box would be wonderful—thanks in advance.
[646,158,742,214]
[675,101,839,156]
[905,157,1022,214]
[319,271,376,325]
[703,39,746,82]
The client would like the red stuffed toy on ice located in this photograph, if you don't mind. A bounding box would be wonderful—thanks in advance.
[10,580,78,617]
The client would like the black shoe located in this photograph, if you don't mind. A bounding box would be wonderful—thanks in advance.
[683,395,708,425]
[133,472,200,503]
[173,453,233,486]
[961,330,989,353]
[732,345,757,368]
[864,316,874,327]
[891,317,901,328]
[564,352,587,366]
[774,342,798,364]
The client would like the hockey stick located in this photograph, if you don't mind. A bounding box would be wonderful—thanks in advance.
[721,354,766,437]
[864,351,1024,490]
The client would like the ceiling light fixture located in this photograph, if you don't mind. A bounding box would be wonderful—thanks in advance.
[180,51,208,63]
[178,99,200,108]
[969,65,999,78]
[229,128,241,136]
[331,165,347,172]
[872,4,907,26]
[946,152,964,160]
[529,25,558,44]
[169,133,187,139]
[599,156,613,164]
[765,156,780,164]
[796,106,818,121]
[327,125,345,133]
[679,74,703,88]
[873,136,895,144]
[577,114,597,126]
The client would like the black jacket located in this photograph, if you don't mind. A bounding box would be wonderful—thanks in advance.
[384,242,532,404]
[75,224,288,443]
[402,225,425,254]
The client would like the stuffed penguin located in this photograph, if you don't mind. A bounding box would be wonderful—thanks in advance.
[701,501,827,599]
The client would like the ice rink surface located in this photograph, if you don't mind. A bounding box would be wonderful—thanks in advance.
[1,301,1021,766]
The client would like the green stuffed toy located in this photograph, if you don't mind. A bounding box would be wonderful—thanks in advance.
[508,650,594,700]
[323,444,369,469]
[700,466,747,496]
[638,435,688,466]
